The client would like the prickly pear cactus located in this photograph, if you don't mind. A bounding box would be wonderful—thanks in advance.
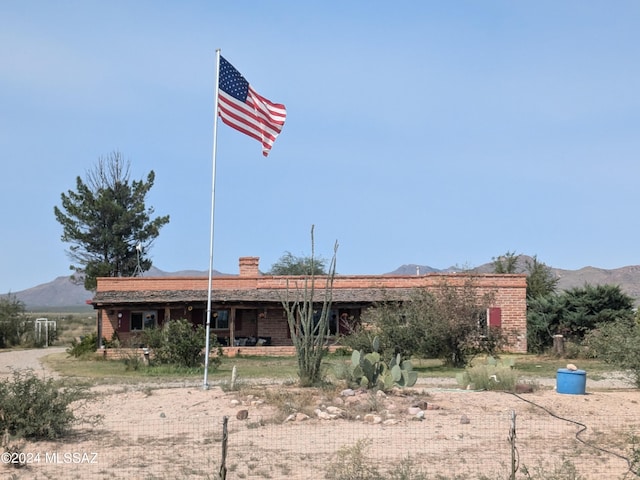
[348,336,417,390]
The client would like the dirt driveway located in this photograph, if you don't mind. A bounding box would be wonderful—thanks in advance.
[0,347,66,379]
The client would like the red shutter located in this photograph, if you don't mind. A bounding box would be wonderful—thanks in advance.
[488,307,502,328]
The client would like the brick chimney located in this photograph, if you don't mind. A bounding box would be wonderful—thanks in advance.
[239,257,260,277]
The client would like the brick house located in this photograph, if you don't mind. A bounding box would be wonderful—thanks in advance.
[91,257,528,353]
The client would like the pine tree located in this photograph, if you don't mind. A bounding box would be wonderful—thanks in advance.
[54,151,170,290]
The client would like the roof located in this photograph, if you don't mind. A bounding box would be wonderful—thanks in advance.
[91,287,416,306]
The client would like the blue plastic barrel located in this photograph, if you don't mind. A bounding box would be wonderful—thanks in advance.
[556,368,586,395]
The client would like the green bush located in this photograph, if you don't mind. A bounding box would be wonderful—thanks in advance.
[585,318,640,387]
[67,332,99,358]
[145,319,222,369]
[0,294,29,348]
[353,281,501,368]
[122,351,144,371]
[527,284,635,353]
[0,317,28,348]
[0,370,95,440]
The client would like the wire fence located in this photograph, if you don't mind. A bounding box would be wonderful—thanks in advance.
[3,408,640,479]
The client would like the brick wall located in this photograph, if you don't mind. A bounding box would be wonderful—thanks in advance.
[257,309,291,346]
[95,272,527,352]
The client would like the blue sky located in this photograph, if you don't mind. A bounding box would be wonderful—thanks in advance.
[2,1,640,293]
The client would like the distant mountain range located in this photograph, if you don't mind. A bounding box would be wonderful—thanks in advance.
[6,258,640,309]
[389,258,640,304]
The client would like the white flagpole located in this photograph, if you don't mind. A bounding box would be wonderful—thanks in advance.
[203,49,222,389]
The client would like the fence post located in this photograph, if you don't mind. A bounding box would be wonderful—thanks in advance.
[509,410,517,480]
[217,416,229,480]
[553,334,565,356]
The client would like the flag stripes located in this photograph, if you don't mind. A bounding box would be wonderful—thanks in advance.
[218,56,286,157]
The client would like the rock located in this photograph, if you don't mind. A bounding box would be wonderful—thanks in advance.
[460,414,470,424]
[230,399,240,406]
[426,403,441,410]
[345,396,361,405]
[315,409,335,420]
[364,414,383,424]
[160,412,166,418]
[376,390,387,399]
[236,409,249,420]
[341,389,356,397]
[326,406,344,416]
[383,419,398,425]
[415,411,425,420]
[413,400,429,410]
[295,412,310,422]
[515,383,534,394]
[408,407,423,415]
[285,412,310,422]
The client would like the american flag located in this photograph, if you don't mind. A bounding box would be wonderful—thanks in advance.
[218,56,287,157]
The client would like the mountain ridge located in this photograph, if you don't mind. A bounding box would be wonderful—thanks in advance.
[6,260,640,308]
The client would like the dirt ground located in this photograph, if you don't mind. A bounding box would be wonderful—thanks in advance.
[1,349,639,480]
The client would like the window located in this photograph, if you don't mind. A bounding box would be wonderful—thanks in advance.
[302,308,337,335]
[213,310,229,329]
[131,311,157,331]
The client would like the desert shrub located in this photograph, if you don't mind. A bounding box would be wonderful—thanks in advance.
[585,318,640,387]
[336,326,380,360]
[387,457,428,480]
[67,332,99,358]
[457,357,517,391]
[258,388,318,422]
[0,294,29,348]
[520,457,586,480]
[122,351,144,371]
[140,325,164,349]
[0,318,27,349]
[560,340,588,359]
[0,370,94,440]
[146,319,222,369]
[325,439,384,480]
[326,439,428,480]
[629,433,640,476]
[355,280,500,368]
[103,331,121,348]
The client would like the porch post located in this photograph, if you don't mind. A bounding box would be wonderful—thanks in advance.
[229,307,236,346]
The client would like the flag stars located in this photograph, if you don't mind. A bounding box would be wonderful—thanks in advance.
[220,57,249,102]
